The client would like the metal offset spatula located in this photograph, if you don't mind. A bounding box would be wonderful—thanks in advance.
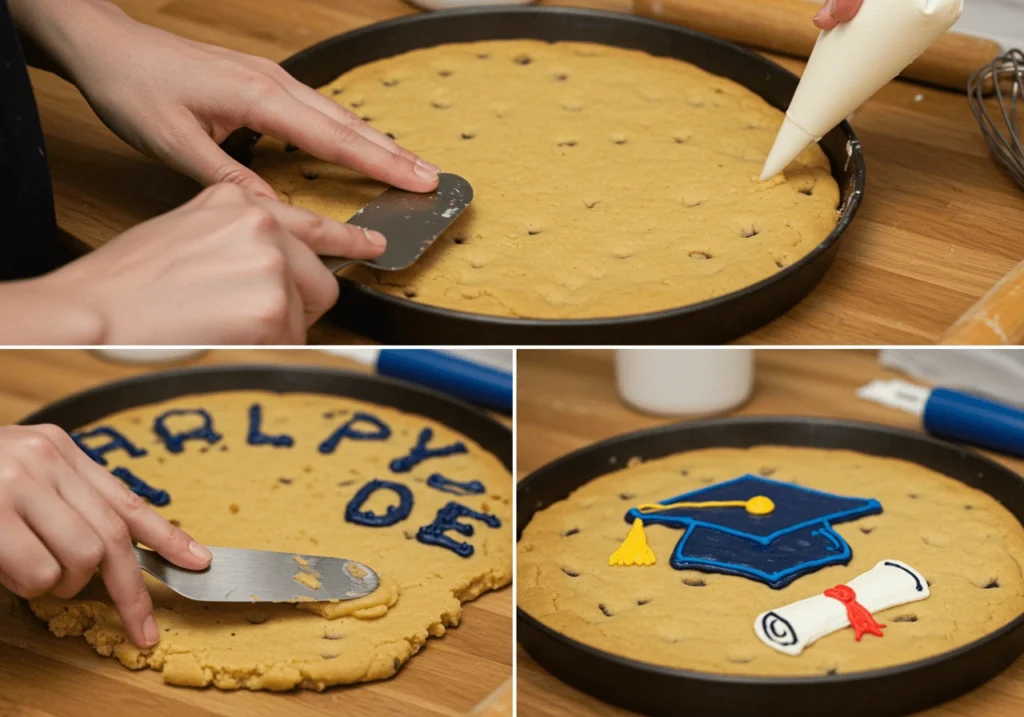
[321,172,474,273]
[134,546,379,603]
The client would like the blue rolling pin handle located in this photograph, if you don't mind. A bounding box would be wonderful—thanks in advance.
[923,388,1024,459]
[377,350,513,414]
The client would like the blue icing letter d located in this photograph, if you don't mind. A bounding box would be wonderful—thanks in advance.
[72,427,147,466]
[345,479,413,527]
[153,409,222,453]
[417,501,501,557]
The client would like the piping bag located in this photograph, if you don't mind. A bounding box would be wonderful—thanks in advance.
[858,379,1024,459]
[324,349,513,414]
[760,0,963,181]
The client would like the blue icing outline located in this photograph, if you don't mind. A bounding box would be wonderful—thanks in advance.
[389,428,467,473]
[153,409,222,454]
[319,412,391,454]
[71,427,147,466]
[246,404,294,447]
[425,473,486,496]
[624,474,882,589]
[416,501,501,557]
[112,467,170,507]
[345,479,413,527]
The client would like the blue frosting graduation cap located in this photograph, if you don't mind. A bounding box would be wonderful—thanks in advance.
[621,475,882,589]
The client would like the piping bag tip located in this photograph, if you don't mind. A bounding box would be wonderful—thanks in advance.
[759,116,818,181]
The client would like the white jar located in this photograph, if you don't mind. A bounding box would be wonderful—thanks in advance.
[615,349,755,417]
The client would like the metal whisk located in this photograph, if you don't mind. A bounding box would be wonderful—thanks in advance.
[968,49,1024,191]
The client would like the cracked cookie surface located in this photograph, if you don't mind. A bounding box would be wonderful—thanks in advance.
[518,446,1024,676]
[30,391,511,691]
[251,40,839,319]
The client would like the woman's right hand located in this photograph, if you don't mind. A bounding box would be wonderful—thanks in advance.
[814,0,864,30]
[26,183,383,345]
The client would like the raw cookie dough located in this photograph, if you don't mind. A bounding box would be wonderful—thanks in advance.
[252,40,840,319]
[518,446,1024,676]
[31,391,511,691]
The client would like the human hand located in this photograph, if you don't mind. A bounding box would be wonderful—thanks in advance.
[813,0,864,30]
[0,424,212,648]
[12,0,439,198]
[34,183,377,344]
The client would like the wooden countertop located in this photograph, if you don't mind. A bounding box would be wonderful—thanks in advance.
[27,0,1024,345]
[515,349,1024,716]
[0,349,511,717]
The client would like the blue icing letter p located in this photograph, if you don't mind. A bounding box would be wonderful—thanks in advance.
[345,479,413,527]
[417,501,501,557]
[319,412,391,454]
[72,427,147,466]
[153,409,222,454]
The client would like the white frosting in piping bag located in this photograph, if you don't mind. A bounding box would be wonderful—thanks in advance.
[760,0,963,181]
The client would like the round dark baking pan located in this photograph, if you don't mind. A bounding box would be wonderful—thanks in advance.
[517,417,1024,717]
[224,7,866,345]
[19,365,511,470]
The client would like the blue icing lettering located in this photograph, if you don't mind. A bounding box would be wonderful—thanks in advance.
[416,501,501,557]
[390,428,467,473]
[71,427,147,467]
[426,473,485,496]
[153,409,222,454]
[345,479,413,527]
[112,467,170,507]
[247,404,294,447]
[319,412,391,454]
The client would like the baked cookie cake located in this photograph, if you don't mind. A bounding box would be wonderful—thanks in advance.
[30,391,512,691]
[518,446,1024,677]
[251,40,840,319]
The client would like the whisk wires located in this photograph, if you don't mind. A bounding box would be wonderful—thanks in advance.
[968,49,1024,191]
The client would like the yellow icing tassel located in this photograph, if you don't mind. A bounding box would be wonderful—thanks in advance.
[609,518,657,567]
[635,495,775,516]
[609,496,775,567]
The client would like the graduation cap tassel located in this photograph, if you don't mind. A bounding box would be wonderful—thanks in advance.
[609,518,656,567]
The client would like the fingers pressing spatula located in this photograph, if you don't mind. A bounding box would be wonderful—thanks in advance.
[134,546,379,603]
[321,173,474,273]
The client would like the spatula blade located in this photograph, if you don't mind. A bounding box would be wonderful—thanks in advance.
[134,546,379,603]
[323,172,473,273]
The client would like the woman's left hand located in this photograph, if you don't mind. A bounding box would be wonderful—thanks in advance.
[813,0,864,30]
[13,0,440,199]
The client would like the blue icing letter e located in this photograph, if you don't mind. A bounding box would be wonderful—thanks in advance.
[345,479,413,527]
[72,427,147,466]
[417,501,501,557]
[153,409,222,453]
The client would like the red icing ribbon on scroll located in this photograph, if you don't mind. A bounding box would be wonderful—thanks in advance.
[823,584,886,640]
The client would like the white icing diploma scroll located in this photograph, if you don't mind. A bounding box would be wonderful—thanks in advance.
[754,559,930,656]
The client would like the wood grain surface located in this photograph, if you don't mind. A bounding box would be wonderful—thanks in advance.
[0,349,512,717]
[515,348,1024,716]
[25,0,1024,345]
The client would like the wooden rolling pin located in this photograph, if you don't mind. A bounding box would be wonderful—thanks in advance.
[633,0,1001,90]
[940,260,1024,345]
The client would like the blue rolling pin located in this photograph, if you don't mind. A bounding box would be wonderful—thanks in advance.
[325,349,513,414]
[857,379,1024,459]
